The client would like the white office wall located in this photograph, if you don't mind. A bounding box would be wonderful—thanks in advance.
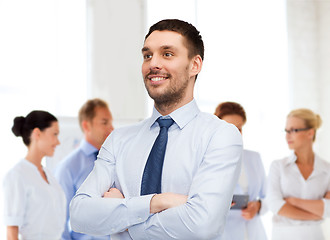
[287,1,330,236]
[87,0,148,122]
[287,0,330,161]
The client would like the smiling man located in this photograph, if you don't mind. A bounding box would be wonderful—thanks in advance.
[70,19,242,240]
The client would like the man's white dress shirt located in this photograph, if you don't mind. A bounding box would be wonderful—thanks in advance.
[70,99,243,240]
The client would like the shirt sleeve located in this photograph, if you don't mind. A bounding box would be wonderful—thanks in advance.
[256,153,268,215]
[128,124,243,240]
[266,160,286,214]
[54,162,75,240]
[3,170,26,227]
[322,179,330,218]
[69,133,154,236]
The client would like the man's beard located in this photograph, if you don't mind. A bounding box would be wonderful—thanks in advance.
[144,72,190,109]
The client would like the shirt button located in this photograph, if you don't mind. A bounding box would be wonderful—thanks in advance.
[138,217,142,221]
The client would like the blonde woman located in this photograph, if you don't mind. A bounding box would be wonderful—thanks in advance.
[3,110,66,240]
[267,108,330,240]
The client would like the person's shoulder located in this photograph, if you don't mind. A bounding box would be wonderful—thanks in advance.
[243,149,260,156]
[109,119,149,138]
[243,149,262,161]
[316,155,330,170]
[3,160,26,184]
[57,147,84,169]
[197,112,242,145]
[197,112,236,130]
[269,156,289,169]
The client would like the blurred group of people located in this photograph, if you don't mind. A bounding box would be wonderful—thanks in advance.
[4,100,328,240]
[3,18,330,240]
[214,102,330,240]
[3,99,114,240]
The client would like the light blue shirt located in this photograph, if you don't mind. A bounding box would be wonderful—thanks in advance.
[70,99,243,240]
[55,139,110,240]
[222,149,268,240]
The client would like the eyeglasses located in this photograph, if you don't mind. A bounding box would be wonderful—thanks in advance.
[284,128,311,134]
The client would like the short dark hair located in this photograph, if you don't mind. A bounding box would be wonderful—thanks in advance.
[145,19,204,61]
[78,98,109,130]
[12,110,58,146]
[214,102,247,124]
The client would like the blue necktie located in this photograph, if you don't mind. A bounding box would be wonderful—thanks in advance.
[141,117,174,195]
[94,150,99,160]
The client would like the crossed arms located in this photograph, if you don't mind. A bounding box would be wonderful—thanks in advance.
[104,188,187,214]
[70,126,243,239]
[278,192,330,220]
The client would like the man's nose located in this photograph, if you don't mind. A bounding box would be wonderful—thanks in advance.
[149,54,162,70]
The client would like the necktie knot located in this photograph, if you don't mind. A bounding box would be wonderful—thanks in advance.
[157,118,174,129]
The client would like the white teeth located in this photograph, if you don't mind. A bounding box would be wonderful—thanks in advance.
[151,77,165,82]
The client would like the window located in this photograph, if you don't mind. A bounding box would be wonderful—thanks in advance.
[0,0,87,236]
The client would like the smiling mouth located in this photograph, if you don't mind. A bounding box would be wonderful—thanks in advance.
[150,76,167,82]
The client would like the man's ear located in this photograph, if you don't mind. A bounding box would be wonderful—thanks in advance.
[190,55,203,78]
[81,120,90,133]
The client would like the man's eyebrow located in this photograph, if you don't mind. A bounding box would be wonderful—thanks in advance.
[141,47,149,52]
[142,45,177,53]
[161,45,175,50]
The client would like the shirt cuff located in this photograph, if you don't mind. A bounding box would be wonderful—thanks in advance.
[258,199,268,215]
[127,194,155,240]
[4,215,24,227]
[126,194,154,226]
[322,198,330,218]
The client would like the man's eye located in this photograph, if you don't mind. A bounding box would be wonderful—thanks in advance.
[164,52,173,57]
[143,54,152,59]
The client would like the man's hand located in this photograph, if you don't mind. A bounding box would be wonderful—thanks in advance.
[241,200,261,220]
[103,188,124,199]
[150,193,188,214]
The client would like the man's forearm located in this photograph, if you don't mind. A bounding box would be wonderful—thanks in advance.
[70,192,153,235]
[150,193,188,213]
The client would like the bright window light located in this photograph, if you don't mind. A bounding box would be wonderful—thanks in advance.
[0,0,87,237]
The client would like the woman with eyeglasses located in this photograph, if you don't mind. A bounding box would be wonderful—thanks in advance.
[3,111,66,240]
[214,102,267,240]
[267,108,330,240]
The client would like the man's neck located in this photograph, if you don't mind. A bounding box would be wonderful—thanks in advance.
[85,137,101,150]
[155,97,193,116]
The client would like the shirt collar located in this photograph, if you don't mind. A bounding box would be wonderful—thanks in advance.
[285,152,328,174]
[80,139,98,156]
[284,153,297,166]
[149,99,200,130]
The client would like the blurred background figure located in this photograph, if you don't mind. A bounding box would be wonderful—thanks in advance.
[267,108,330,240]
[3,110,66,240]
[55,98,114,240]
[215,101,267,240]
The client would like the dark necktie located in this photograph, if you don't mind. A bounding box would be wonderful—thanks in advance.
[94,150,99,160]
[141,117,174,195]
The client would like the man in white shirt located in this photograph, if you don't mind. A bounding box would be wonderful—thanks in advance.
[70,19,242,240]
